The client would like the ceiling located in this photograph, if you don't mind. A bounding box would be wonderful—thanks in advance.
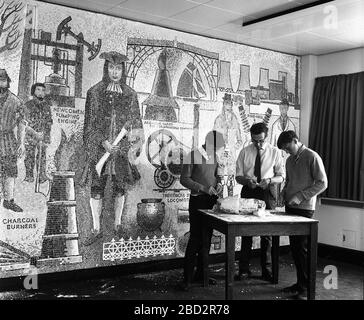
[39,0,364,55]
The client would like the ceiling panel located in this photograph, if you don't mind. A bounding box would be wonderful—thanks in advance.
[185,0,214,3]
[236,0,364,49]
[237,37,299,53]
[104,5,165,23]
[246,0,319,21]
[239,4,331,38]
[213,19,250,34]
[272,31,356,54]
[157,18,208,34]
[46,0,125,10]
[205,0,316,17]
[199,28,247,43]
[170,4,241,28]
[297,0,364,38]
[296,42,355,55]
[113,0,199,18]
[203,32,301,54]
[332,30,364,47]
[88,0,126,6]
[308,18,364,39]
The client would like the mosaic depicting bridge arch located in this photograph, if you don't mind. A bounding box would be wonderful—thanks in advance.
[126,38,219,101]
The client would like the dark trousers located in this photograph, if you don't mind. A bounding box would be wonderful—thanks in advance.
[183,194,218,283]
[239,186,272,273]
[286,206,314,289]
[25,144,46,179]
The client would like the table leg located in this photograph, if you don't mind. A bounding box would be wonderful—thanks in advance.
[308,223,318,300]
[225,229,235,300]
[272,236,280,284]
[202,221,209,287]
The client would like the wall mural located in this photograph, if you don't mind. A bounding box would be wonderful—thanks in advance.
[0,0,301,278]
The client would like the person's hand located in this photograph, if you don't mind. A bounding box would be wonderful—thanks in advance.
[102,140,119,155]
[119,144,129,156]
[288,194,301,206]
[258,178,270,190]
[119,139,133,156]
[204,185,218,196]
[209,186,219,196]
[247,178,257,189]
[216,183,223,196]
[17,144,25,158]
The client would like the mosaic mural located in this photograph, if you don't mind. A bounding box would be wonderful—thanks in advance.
[0,0,301,278]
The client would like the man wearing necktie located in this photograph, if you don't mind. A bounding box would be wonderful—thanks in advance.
[235,122,285,281]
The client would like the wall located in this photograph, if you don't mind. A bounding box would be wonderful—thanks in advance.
[300,55,317,146]
[317,202,364,251]
[0,0,301,278]
[317,47,364,77]
[301,48,364,252]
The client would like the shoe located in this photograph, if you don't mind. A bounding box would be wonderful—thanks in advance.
[193,276,217,285]
[295,291,308,300]
[234,270,252,281]
[82,230,103,246]
[3,199,23,212]
[177,281,191,291]
[193,271,217,285]
[261,269,273,282]
[282,283,306,294]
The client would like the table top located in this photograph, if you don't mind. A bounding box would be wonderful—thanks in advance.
[199,209,318,224]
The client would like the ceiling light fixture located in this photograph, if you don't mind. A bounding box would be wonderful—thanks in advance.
[242,0,335,26]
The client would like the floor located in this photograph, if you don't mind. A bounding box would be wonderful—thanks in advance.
[0,254,363,300]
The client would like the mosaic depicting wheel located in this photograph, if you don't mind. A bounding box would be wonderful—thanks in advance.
[146,129,177,168]
[154,166,175,189]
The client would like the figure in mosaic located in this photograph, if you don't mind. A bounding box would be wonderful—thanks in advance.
[24,83,53,184]
[213,93,243,195]
[270,98,297,149]
[81,51,145,245]
[0,69,26,212]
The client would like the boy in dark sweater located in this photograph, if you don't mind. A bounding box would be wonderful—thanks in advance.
[277,130,328,299]
[179,130,225,290]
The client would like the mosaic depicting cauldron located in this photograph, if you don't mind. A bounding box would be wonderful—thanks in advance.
[137,198,166,232]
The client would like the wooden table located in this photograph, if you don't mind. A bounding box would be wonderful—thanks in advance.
[199,209,318,300]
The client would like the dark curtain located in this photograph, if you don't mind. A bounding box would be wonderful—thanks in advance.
[309,72,364,201]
